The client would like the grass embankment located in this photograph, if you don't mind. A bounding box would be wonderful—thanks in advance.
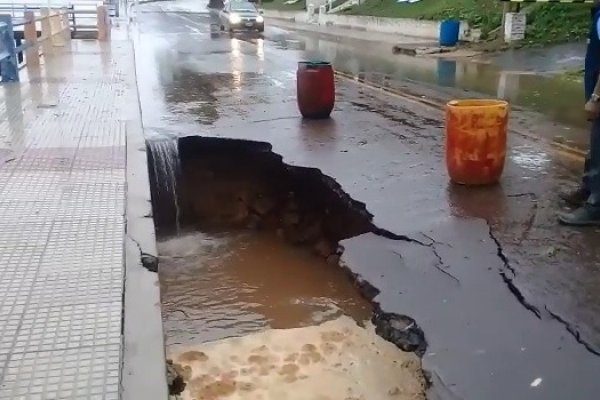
[263,0,591,46]
[345,0,501,38]
[524,3,590,45]
[343,0,590,45]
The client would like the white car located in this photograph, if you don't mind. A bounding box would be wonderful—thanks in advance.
[219,0,264,33]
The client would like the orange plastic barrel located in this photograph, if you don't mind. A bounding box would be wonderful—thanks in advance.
[297,61,335,119]
[445,99,509,185]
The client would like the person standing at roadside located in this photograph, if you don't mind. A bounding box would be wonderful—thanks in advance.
[559,0,600,225]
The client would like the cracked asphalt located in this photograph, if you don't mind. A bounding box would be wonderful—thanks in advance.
[132,1,600,399]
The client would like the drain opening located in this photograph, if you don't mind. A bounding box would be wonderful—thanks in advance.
[146,136,428,398]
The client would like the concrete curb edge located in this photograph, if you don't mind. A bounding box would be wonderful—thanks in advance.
[121,39,169,400]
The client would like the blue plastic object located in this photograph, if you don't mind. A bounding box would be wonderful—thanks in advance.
[0,15,18,82]
[439,19,460,47]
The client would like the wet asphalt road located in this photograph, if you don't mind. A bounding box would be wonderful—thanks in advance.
[133,3,600,399]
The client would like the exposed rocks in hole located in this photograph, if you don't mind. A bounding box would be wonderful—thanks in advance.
[129,235,159,272]
[141,254,159,273]
[172,137,376,262]
[339,260,427,355]
[166,359,187,395]
[374,312,427,357]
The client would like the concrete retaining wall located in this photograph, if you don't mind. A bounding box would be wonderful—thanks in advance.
[264,10,479,42]
[264,9,310,22]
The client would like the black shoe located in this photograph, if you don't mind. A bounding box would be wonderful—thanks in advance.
[558,205,600,226]
[559,187,590,207]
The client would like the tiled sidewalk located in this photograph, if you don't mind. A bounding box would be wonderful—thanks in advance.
[0,37,139,399]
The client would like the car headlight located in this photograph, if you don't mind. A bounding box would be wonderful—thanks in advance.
[229,13,241,23]
[256,15,264,23]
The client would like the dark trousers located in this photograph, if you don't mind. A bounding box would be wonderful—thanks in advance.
[582,117,600,206]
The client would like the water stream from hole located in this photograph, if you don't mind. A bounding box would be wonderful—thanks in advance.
[147,137,181,233]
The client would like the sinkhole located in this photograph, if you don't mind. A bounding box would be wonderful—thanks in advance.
[146,136,427,400]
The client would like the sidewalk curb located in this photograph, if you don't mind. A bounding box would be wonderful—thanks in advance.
[267,17,425,45]
[121,39,169,400]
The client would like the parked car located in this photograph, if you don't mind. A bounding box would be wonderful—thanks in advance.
[219,0,265,33]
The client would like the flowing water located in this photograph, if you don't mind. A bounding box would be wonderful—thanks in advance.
[158,231,372,348]
[147,137,181,233]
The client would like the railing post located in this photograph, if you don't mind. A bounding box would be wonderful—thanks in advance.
[97,5,110,41]
[71,6,77,37]
[50,8,65,47]
[40,8,53,55]
[24,10,39,67]
[61,8,71,42]
[0,14,19,82]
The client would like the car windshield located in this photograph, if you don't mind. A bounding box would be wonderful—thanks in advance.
[230,1,256,11]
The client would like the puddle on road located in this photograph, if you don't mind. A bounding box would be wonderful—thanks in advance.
[170,316,426,400]
[285,32,588,146]
[158,230,372,347]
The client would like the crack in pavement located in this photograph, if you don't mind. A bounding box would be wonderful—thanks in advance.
[428,246,461,286]
[127,234,159,273]
[506,192,539,242]
[519,201,539,242]
[386,222,600,358]
[506,192,537,198]
[487,224,542,319]
[392,247,460,286]
[371,226,430,247]
[419,232,453,249]
[545,306,600,357]
[378,226,461,285]
[249,115,298,124]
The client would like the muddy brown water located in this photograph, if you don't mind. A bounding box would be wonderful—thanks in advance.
[159,230,372,348]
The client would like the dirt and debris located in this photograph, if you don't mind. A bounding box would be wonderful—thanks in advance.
[174,137,376,263]
[170,316,427,400]
[167,359,188,395]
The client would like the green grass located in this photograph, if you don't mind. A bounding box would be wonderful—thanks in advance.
[341,0,591,45]
[264,0,592,46]
[523,4,590,46]
[343,0,502,37]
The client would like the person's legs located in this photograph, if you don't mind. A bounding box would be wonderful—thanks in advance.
[560,71,598,206]
[559,117,600,225]
[560,153,591,206]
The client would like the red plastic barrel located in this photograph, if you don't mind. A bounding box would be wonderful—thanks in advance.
[296,61,335,119]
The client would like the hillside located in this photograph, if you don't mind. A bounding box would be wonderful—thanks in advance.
[342,0,591,44]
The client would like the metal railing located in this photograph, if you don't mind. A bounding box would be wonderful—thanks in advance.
[0,5,110,82]
[0,0,119,33]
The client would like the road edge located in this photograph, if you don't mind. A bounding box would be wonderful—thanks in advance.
[121,38,169,400]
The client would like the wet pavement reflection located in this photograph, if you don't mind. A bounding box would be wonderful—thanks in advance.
[134,5,600,349]
[135,4,589,148]
[134,3,600,398]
